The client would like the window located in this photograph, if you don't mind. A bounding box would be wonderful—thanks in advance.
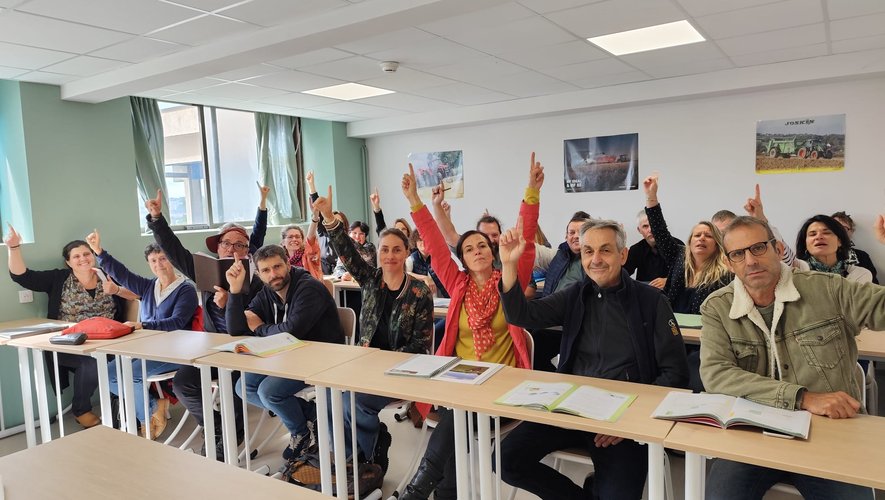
[139,102,259,231]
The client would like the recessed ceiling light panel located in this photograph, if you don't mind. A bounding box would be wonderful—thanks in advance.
[588,20,705,56]
[302,82,394,101]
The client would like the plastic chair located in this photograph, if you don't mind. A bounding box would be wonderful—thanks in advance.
[338,307,357,345]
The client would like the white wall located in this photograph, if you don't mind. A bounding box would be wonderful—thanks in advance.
[365,76,885,278]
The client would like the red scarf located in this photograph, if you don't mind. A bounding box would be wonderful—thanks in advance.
[288,248,305,268]
[464,269,502,360]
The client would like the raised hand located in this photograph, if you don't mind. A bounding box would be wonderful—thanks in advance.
[875,215,885,245]
[430,182,445,207]
[306,170,316,193]
[528,152,545,190]
[498,217,526,265]
[441,201,451,218]
[4,224,21,248]
[402,164,420,206]
[85,228,103,255]
[257,182,271,209]
[145,189,163,218]
[224,259,247,295]
[311,185,335,221]
[370,188,381,212]
[643,175,659,205]
[743,184,768,222]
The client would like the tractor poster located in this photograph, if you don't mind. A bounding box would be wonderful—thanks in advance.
[563,133,639,193]
[408,150,464,201]
[755,114,845,174]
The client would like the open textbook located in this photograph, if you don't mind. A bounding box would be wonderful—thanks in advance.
[430,360,503,385]
[385,354,460,378]
[212,333,306,358]
[495,380,637,422]
[651,391,811,439]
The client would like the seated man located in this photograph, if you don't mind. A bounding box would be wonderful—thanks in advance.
[700,215,885,500]
[711,184,796,266]
[625,209,683,289]
[498,218,689,500]
[225,244,343,466]
[86,230,198,439]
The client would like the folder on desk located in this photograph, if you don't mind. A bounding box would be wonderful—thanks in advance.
[0,322,68,340]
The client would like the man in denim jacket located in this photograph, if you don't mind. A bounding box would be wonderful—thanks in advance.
[700,216,885,500]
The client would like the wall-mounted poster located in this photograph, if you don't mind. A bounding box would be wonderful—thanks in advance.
[408,150,464,200]
[564,133,639,193]
[755,114,845,174]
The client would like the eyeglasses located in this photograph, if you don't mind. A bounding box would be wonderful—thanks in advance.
[726,239,776,263]
[219,241,249,251]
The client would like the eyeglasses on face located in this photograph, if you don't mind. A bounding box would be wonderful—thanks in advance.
[726,238,776,263]
[219,241,249,251]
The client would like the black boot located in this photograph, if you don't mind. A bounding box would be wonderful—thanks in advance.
[400,459,444,500]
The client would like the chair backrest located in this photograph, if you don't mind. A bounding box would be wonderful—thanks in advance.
[855,361,866,409]
[124,299,140,322]
[338,307,357,345]
[322,277,335,297]
[523,329,535,369]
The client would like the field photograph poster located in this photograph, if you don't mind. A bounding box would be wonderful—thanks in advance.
[755,114,845,174]
[564,133,639,193]
[408,150,464,200]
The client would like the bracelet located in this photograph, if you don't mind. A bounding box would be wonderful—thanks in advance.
[311,218,320,224]
[8,244,20,249]
[322,218,341,230]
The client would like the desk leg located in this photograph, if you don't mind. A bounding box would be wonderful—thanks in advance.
[141,358,150,440]
[53,352,64,438]
[350,392,359,500]
[453,408,469,500]
[647,442,664,500]
[218,367,238,466]
[31,348,52,444]
[331,387,348,499]
[241,374,251,471]
[16,347,36,448]
[115,356,126,431]
[315,386,333,495]
[476,412,494,500]
[684,452,706,500]
[121,355,138,435]
[198,364,215,460]
[93,352,113,428]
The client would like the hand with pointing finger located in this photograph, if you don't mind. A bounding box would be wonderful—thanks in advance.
[85,229,103,255]
[743,184,768,223]
[145,189,163,218]
[311,186,335,222]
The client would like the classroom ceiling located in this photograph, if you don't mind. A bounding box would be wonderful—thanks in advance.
[1,0,884,136]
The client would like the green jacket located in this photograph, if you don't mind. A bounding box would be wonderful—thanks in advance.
[327,222,433,353]
[700,264,885,411]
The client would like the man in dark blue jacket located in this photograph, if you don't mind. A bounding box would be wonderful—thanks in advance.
[497,218,688,500]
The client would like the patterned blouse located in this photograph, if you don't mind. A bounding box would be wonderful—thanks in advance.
[58,274,116,323]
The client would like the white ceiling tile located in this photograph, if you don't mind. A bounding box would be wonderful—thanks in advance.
[247,70,344,92]
[255,92,339,107]
[695,0,823,39]
[17,0,201,35]
[497,39,609,70]
[358,67,455,93]
[423,56,526,85]
[134,88,184,98]
[88,37,185,63]
[419,3,536,37]
[0,0,24,6]
[149,14,258,45]
[443,15,576,56]
[518,0,606,15]
[291,109,347,120]
[300,56,385,81]
[40,55,128,76]
[570,70,648,88]
[17,70,77,85]
[334,28,437,55]
[539,57,637,81]
[189,81,289,99]
[731,43,828,66]
[164,0,245,12]
[831,34,885,53]
[0,41,73,69]
[0,65,28,78]
[249,103,300,115]
[365,37,488,70]
[0,11,132,53]
[546,0,685,39]
[619,41,722,67]
[165,92,253,109]
[472,70,579,97]
[716,24,826,57]
[217,0,346,27]
[210,63,284,81]
[826,0,885,20]
[675,0,781,18]
[830,12,885,40]
[356,92,451,112]
[641,57,733,78]
[345,106,401,119]
[268,48,353,69]
[416,82,517,106]
[308,101,390,115]
[163,77,226,91]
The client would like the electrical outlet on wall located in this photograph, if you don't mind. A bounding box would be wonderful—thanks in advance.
[19,290,33,303]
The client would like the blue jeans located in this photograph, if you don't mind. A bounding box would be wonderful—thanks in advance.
[332,391,393,461]
[107,358,183,423]
[236,373,312,436]
[706,458,874,500]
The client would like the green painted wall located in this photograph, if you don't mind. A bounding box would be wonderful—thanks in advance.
[302,119,367,224]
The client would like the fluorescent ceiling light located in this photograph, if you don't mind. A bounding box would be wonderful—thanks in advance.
[588,20,704,56]
[302,83,394,101]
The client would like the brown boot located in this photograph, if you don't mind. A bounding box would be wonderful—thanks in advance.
[149,399,170,439]
[74,411,100,428]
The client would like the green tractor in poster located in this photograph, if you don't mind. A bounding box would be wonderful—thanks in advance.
[766,137,834,159]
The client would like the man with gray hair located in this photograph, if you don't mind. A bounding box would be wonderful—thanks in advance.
[625,209,684,289]
[496,218,688,499]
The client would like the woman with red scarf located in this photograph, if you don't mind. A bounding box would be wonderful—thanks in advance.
[398,153,543,500]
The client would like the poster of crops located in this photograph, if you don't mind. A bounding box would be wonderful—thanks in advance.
[563,133,639,193]
[755,114,845,174]
[408,150,464,200]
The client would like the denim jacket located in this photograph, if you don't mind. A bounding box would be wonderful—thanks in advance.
[700,264,885,410]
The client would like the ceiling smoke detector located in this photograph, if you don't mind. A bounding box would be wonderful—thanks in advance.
[380,61,399,73]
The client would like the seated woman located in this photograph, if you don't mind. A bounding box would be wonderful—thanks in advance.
[312,186,433,481]
[406,228,449,350]
[399,154,542,500]
[643,175,732,314]
[86,229,198,439]
[794,215,873,283]
[370,187,414,248]
[830,211,878,284]
[5,226,132,429]
[280,224,322,280]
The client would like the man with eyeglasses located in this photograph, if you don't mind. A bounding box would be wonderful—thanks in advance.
[699,215,885,500]
[145,185,269,460]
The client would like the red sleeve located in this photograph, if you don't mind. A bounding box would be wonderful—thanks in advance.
[411,205,464,293]
[517,201,539,288]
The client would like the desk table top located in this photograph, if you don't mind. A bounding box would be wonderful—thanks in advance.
[196,341,374,380]
[8,328,165,355]
[94,329,234,364]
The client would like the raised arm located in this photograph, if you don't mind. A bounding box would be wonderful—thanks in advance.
[145,189,196,280]
[5,224,25,276]
[642,175,683,267]
[314,186,375,284]
[430,182,461,248]
[743,184,795,265]
[370,188,387,236]
[87,229,153,298]
[249,183,270,253]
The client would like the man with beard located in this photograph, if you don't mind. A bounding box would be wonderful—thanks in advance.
[225,244,343,466]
